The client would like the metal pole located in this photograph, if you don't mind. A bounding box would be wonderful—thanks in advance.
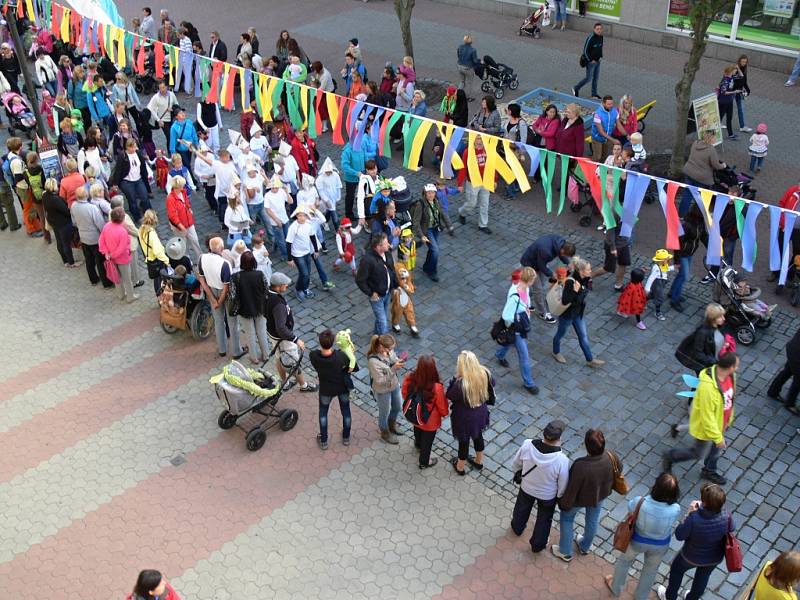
[6,0,49,140]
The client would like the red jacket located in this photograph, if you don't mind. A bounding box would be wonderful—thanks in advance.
[457,146,487,187]
[290,135,318,175]
[401,377,449,432]
[779,185,800,230]
[166,188,195,229]
[554,117,586,158]
[532,115,561,151]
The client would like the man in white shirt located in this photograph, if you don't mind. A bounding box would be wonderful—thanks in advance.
[197,236,247,358]
[146,81,178,150]
[193,147,239,225]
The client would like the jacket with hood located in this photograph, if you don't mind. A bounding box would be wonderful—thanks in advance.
[340,143,365,184]
[511,439,569,500]
[683,140,725,186]
[689,365,736,444]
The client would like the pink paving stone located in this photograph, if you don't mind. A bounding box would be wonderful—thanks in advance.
[0,390,374,599]
[0,339,217,482]
[0,311,159,402]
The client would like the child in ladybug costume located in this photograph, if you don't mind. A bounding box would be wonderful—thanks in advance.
[616,267,648,330]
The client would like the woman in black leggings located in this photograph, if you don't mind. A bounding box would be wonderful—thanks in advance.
[447,350,494,475]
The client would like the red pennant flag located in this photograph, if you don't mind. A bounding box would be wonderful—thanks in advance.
[136,40,145,74]
[206,62,225,104]
[378,109,394,155]
[222,67,237,110]
[314,88,325,135]
[71,12,81,46]
[665,181,682,250]
[98,23,105,55]
[51,4,61,36]
[154,41,164,80]
[576,157,602,212]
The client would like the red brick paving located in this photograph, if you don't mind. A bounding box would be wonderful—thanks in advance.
[0,390,373,599]
[0,338,218,482]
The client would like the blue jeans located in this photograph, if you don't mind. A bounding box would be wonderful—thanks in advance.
[611,540,669,600]
[324,209,339,232]
[247,201,270,228]
[422,227,440,276]
[505,180,521,198]
[554,0,566,22]
[271,222,288,259]
[574,61,600,97]
[790,53,800,84]
[119,178,151,222]
[735,93,745,129]
[209,286,242,356]
[679,175,701,217]
[319,393,351,443]
[749,155,764,172]
[370,293,392,334]
[553,315,593,361]
[665,551,717,600]
[558,501,604,556]
[312,254,330,284]
[374,385,402,430]
[294,254,312,292]
[495,332,536,388]
[43,80,57,97]
[669,255,692,303]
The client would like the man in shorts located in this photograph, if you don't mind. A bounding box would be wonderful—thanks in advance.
[265,271,317,392]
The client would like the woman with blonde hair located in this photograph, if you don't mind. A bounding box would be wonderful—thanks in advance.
[138,208,169,295]
[447,350,494,475]
[495,266,540,395]
[753,551,800,599]
[367,333,405,445]
[553,257,605,367]
[613,94,637,144]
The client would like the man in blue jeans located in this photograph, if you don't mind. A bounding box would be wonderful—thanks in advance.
[669,206,702,312]
[410,183,454,282]
[356,233,398,335]
[573,23,604,99]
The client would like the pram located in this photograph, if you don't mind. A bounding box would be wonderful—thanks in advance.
[710,260,774,346]
[518,1,550,38]
[158,270,214,340]
[567,167,598,227]
[211,347,301,452]
[2,92,36,138]
[713,165,756,200]
[479,55,519,100]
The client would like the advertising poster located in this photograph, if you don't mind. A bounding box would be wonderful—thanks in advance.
[763,0,796,18]
[39,148,64,183]
[692,93,723,146]
[586,0,623,18]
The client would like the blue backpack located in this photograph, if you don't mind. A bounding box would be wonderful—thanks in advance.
[2,153,16,188]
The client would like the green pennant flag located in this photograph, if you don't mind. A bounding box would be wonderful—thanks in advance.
[285,85,303,130]
[611,168,623,217]
[307,87,318,140]
[597,165,616,228]
[200,57,211,98]
[558,154,569,215]
[253,72,264,118]
[105,24,113,58]
[733,198,746,240]
[383,111,405,158]
[402,115,423,168]
[270,79,285,118]
[538,150,556,214]
[42,0,52,29]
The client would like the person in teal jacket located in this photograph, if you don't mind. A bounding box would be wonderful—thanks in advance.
[169,108,199,172]
[341,141,365,221]
[84,75,110,131]
[68,66,90,131]
[663,351,739,485]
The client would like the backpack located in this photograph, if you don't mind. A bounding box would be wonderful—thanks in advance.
[25,168,45,201]
[402,385,432,426]
[1,154,14,188]
[546,279,572,316]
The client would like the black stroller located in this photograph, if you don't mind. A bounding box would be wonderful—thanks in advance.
[479,55,519,100]
[709,261,774,346]
[713,165,756,201]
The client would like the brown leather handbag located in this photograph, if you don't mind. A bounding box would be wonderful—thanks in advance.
[613,496,645,552]
[608,450,630,495]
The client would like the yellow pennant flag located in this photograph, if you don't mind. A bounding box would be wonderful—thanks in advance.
[502,140,531,193]
[117,28,127,69]
[300,85,309,130]
[220,63,231,107]
[406,120,433,172]
[465,131,482,189]
[699,188,715,228]
[259,75,274,121]
[325,91,339,130]
[25,0,34,24]
[481,136,499,192]
[60,8,70,42]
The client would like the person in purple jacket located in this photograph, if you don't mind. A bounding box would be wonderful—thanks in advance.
[657,483,733,600]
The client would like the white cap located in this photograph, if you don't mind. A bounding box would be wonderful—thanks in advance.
[423,183,436,193]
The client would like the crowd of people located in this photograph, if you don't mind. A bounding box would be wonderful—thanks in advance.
[0,6,797,600]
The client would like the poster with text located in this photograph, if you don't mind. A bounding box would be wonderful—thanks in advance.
[763,0,795,18]
[587,0,622,17]
[692,93,722,146]
[39,148,63,183]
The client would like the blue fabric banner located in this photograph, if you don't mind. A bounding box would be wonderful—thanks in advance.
[740,203,763,272]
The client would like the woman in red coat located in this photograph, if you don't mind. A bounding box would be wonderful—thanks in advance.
[290,127,318,176]
[554,103,586,158]
[165,175,202,263]
[126,570,181,600]
[401,355,449,469]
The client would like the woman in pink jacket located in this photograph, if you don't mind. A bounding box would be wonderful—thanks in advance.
[532,104,561,151]
[99,207,138,303]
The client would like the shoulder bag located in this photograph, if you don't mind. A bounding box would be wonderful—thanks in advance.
[140,230,166,279]
[724,514,743,572]
[546,278,572,316]
[490,294,520,345]
[226,272,240,316]
[608,451,630,495]
[513,461,537,485]
[613,496,645,552]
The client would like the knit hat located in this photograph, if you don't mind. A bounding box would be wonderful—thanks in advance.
[340,217,352,228]
[349,38,358,46]
[756,122,767,134]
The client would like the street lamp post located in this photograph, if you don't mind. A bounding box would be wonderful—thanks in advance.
[5,0,49,140]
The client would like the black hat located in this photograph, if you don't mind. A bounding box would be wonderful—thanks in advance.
[349,38,358,46]
[543,420,565,441]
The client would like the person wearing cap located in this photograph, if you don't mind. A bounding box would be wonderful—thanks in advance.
[410,183,453,283]
[520,234,577,324]
[356,232,398,335]
[193,147,241,226]
[276,140,301,201]
[510,420,570,553]
[645,249,673,322]
[198,236,248,359]
[165,175,202,264]
[263,175,291,260]
[747,122,768,174]
[456,35,481,101]
[242,161,269,229]
[169,108,198,173]
[265,271,317,392]
[553,429,618,562]
[334,218,358,274]
[286,205,334,300]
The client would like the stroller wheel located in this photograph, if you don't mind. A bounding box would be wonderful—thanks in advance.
[735,325,755,346]
[569,203,582,213]
[279,408,299,431]
[533,30,541,39]
[134,81,145,94]
[509,78,520,90]
[161,321,179,334]
[217,410,237,430]
[481,81,492,93]
[190,300,214,340]
[245,427,267,451]
[755,317,771,329]
[579,215,592,227]
[494,88,505,100]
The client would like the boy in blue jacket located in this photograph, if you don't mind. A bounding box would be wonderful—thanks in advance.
[435,178,459,223]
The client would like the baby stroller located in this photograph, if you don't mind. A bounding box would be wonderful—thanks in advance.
[710,260,773,346]
[480,55,519,100]
[519,0,550,38]
[211,347,301,452]
[2,92,36,138]
[158,270,214,340]
[713,165,756,201]
[567,167,597,227]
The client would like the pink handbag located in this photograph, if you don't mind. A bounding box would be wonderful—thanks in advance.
[104,259,121,285]
[568,176,580,205]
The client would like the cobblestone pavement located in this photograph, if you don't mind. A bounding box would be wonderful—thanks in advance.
[1,1,798,598]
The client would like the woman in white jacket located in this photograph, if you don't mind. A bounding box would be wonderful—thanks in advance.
[77,136,111,182]
[35,48,58,96]
[223,182,252,248]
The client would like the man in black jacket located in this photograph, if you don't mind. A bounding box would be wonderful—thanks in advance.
[520,234,576,323]
[356,233,397,335]
[768,326,800,414]
[573,23,603,99]
[0,43,21,93]
[265,272,317,392]
[208,31,228,63]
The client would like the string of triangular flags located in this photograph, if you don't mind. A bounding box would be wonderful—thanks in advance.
[9,0,800,284]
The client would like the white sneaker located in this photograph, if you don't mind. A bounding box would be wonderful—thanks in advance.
[656,585,667,600]
[786,80,796,87]
[740,126,753,132]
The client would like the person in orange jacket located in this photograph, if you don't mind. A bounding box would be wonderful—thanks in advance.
[401,354,449,470]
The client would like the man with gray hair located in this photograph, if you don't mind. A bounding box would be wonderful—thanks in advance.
[110,195,145,287]
[197,236,247,358]
[71,186,114,288]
